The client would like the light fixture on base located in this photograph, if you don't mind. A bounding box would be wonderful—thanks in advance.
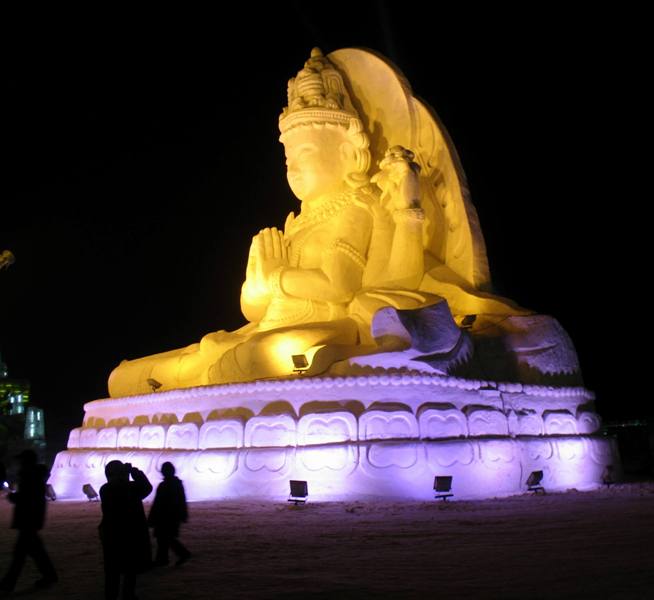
[602,465,616,487]
[147,378,162,392]
[291,354,309,375]
[433,475,453,501]
[288,480,308,505]
[45,484,57,501]
[82,483,99,501]
[526,470,545,494]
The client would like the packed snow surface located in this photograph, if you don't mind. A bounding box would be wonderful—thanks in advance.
[1,483,653,599]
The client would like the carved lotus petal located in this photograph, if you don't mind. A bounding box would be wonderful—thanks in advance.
[480,440,516,465]
[556,439,585,462]
[96,427,118,449]
[244,448,293,473]
[79,429,98,449]
[166,423,199,450]
[526,439,553,461]
[194,451,238,480]
[419,409,467,439]
[367,442,418,469]
[117,426,140,449]
[67,428,81,449]
[298,412,356,445]
[139,426,166,449]
[426,440,475,467]
[359,411,418,441]
[245,416,296,448]
[199,420,244,449]
[298,445,357,472]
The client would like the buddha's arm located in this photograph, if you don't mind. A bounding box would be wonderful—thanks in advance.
[240,283,269,323]
[277,259,360,304]
[368,146,425,290]
[274,208,372,304]
[375,208,425,289]
[361,205,393,287]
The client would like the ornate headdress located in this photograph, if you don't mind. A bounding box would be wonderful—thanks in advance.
[279,48,363,134]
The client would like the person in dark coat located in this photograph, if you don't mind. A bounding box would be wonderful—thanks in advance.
[0,449,58,592]
[99,460,152,600]
[148,462,191,566]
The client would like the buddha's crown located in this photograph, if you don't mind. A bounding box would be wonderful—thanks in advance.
[279,48,361,134]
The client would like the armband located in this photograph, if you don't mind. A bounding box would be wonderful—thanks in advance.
[392,207,425,223]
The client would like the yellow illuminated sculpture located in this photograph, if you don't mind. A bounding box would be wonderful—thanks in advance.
[109,48,569,398]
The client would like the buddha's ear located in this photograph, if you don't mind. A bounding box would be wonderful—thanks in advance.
[339,141,357,168]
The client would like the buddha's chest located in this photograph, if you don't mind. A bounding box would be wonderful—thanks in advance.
[288,224,333,268]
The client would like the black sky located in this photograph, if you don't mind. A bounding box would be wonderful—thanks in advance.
[1,5,646,452]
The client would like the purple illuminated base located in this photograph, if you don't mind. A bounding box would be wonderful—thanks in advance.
[49,374,619,501]
[50,436,617,501]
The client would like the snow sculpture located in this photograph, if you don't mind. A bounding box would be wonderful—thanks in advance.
[50,48,617,500]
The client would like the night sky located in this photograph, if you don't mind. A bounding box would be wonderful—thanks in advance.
[1,6,644,453]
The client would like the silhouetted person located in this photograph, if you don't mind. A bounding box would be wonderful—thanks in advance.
[99,460,152,600]
[0,449,58,592]
[148,462,191,566]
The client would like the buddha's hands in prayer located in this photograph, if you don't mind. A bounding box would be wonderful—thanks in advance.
[244,227,289,299]
[372,146,421,211]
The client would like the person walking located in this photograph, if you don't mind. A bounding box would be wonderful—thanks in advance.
[99,460,152,600]
[148,462,191,567]
[0,449,58,592]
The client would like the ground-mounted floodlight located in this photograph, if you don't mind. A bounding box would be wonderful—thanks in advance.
[45,484,57,501]
[526,470,545,494]
[82,483,99,501]
[602,465,616,487]
[288,480,308,505]
[433,475,453,501]
[291,354,309,375]
[147,378,162,392]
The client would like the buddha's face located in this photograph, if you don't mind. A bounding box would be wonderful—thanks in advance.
[283,127,355,203]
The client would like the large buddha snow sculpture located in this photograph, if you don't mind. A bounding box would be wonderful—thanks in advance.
[108,48,579,398]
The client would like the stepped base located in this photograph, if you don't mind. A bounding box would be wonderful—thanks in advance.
[49,375,619,500]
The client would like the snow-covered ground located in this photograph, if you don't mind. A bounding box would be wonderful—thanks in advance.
[1,483,653,599]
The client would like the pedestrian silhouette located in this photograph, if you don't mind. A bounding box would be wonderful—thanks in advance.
[0,449,58,592]
[148,461,191,566]
[99,460,152,600]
